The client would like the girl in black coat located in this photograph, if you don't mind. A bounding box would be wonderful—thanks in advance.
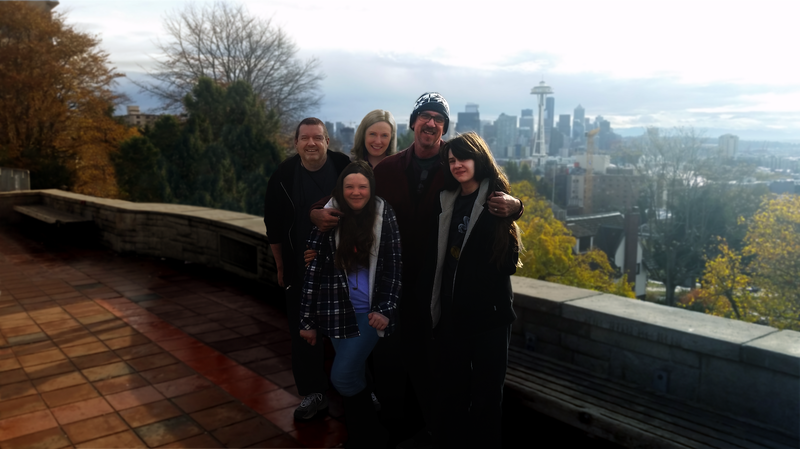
[428,132,522,449]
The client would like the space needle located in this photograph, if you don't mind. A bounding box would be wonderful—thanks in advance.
[531,80,553,167]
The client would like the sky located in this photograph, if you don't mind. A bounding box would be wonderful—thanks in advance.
[53,0,800,141]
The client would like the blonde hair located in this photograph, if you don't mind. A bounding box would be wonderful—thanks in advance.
[351,110,397,162]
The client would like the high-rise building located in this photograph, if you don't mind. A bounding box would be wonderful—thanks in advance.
[573,105,585,142]
[456,103,481,134]
[338,126,355,150]
[482,122,497,149]
[557,114,571,142]
[549,127,564,156]
[324,121,335,136]
[494,113,518,158]
[519,109,534,145]
[719,134,739,158]
[544,99,554,143]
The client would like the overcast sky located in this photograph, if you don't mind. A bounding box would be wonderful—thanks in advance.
[55,0,800,141]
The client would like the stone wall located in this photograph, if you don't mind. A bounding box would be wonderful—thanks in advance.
[510,276,800,439]
[0,190,275,284]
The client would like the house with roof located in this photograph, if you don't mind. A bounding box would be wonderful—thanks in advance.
[565,210,647,297]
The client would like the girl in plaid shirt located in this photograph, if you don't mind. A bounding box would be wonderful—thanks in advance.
[299,161,401,447]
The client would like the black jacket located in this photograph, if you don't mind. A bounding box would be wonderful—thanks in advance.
[263,150,351,283]
[426,179,518,334]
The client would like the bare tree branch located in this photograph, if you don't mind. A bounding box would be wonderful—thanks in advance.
[136,1,324,130]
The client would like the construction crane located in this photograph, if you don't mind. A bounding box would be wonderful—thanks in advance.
[584,128,600,215]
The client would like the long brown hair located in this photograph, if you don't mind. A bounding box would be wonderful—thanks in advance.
[440,132,523,268]
[331,161,377,272]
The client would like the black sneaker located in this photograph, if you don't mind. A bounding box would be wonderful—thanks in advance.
[294,392,328,421]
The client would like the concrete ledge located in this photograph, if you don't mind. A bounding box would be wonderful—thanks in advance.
[563,294,777,361]
[743,330,800,377]
[0,190,275,285]
[510,276,800,439]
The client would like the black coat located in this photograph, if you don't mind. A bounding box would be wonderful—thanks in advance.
[424,179,518,334]
[263,150,351,283]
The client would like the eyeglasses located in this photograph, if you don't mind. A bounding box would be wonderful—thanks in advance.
[417,112,445,125]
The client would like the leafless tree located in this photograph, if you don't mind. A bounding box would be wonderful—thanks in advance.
[139,1,324,130]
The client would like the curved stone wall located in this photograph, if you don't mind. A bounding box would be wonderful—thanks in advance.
[0,189,275,285]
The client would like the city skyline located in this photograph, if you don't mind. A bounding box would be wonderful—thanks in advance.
[59,0,800,142]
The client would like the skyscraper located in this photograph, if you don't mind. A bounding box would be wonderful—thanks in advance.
[573,105,585,143]
[494,113,518,158]
[719,134,739,158]
[519,109,534,143]
[456,103,481,134]
[557,114,571,141]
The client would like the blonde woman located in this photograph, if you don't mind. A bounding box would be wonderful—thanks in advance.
[350,109,397,168]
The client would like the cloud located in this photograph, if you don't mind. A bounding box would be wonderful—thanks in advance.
[307,50,800,140]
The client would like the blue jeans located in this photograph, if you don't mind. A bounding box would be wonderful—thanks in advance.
[329,313,380,397]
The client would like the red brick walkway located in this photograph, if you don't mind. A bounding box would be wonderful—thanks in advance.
[0,226,346,448]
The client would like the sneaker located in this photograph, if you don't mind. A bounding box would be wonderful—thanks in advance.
[294,393,328,421]
[371,392,381,412]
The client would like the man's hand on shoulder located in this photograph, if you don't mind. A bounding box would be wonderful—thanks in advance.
[310,208,343,232]
[488,191,522,218]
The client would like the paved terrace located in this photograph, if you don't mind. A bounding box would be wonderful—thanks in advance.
[0,225,608,449]
[0,225,345,448]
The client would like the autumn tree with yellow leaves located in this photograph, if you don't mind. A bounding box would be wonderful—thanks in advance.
[511,180,634,298]
[692,195,800,330]
[0,1,137,197]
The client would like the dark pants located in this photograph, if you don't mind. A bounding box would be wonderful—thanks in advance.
[373,319,436,445]
[434,324,511,449]
[286,284,328,396]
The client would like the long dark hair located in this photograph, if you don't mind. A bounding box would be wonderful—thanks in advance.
[331,161,377,272]
[440,132,523,268]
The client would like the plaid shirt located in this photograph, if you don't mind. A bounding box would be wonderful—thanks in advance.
[300,199,402,338]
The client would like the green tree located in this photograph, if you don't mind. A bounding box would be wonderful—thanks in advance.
[504,161,521,183]
[112,136,170,202]
[115,77,282,215]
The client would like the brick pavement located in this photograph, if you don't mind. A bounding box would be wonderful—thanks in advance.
[0,226,346,448]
